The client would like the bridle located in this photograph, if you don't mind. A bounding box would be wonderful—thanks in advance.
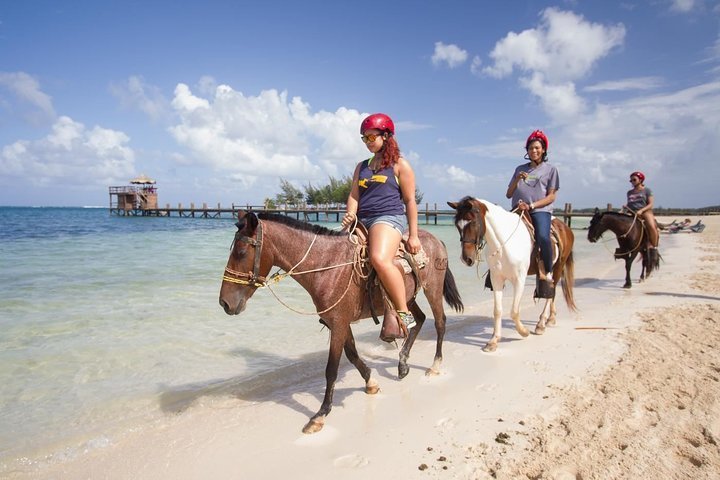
[457,209,487,263]
[592,212,646,256]
[222,220,266,288]
[221,218,360,315]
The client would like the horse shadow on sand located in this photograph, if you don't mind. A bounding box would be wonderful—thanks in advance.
[156,313,517,419]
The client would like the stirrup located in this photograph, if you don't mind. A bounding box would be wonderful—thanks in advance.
[534,278,555,299]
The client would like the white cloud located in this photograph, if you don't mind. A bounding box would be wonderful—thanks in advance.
[431,42,469,69]
[109,75,169,121]
[670,0,696,12]
[482,8,625,122]
[423,163,479,190]
[0,71,56,124]
[584,77,664,92]
[470,56,483,76]
[0,116,135,186]
[484,8,625,82]
[167,84,369,180]
[520,72,586,120]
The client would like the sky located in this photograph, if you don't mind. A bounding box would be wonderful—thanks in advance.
[1,0,719,209]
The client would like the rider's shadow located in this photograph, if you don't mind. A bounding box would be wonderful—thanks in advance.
[156,343,398,420]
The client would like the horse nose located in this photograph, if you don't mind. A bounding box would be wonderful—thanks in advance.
[219,298,231,314]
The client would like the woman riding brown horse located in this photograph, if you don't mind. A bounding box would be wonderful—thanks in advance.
[587,208,660,288]
[219,211,463,433]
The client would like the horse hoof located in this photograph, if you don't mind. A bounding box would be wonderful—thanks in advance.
[398,363,409,379]
[623,283,631,289]
[302,418,324,434]
[425,367,440,377]
[482,343,497,353]
[547,317,556,326]
[535,325,546,335]
[518,327,530,338]
[365,380,380,394]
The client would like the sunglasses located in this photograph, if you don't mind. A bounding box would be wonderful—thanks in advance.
[361,133,383,144]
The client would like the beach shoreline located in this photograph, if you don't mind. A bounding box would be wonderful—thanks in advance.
[5,215,720,479]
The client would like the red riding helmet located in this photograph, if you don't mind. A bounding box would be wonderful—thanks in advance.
[630,171,645,183]
[360,113,395,135]
[526,130,549,151]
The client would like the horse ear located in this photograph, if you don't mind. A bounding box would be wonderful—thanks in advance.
[245,212,259,234]
[447,201,458,210]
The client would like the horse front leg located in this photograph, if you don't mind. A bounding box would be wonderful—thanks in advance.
[509,277,529,338]
[302,325,348,434]
[398,302,426,379]
[343,326,379,394]
[484,288,504,352]
[623,256,633,288]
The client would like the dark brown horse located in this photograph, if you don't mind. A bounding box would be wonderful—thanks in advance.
[219,211,463,433]
[587,208,660,288]
[448,197,577,352]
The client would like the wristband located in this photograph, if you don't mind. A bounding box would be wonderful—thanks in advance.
[530,202,535,210]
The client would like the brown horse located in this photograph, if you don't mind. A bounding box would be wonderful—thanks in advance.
[448,197,577,352]
[587,208,660,288]
[219,211,463,433]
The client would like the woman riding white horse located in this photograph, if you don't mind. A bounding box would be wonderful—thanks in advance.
[449,197,576,352]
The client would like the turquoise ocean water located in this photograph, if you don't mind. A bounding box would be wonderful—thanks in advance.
[0,206,597,472]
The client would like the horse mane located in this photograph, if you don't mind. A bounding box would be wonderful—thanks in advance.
[453,196,479,221]
[256,212,345,237]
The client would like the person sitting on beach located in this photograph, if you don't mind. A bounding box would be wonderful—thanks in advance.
[341,113,421,329]
[623,171,659,251]
[506,130,559,286]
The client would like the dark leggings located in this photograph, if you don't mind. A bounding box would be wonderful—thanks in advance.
[530,211,553,274]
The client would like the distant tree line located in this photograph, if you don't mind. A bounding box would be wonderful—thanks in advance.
[265,177,424,209]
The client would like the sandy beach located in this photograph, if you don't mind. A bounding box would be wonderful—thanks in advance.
[9,215,720,480]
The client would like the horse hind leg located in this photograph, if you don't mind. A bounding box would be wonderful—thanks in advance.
[535,298,555,335]
[398,300,427,379]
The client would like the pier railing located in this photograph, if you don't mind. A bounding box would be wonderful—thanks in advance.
[109,202,718,225]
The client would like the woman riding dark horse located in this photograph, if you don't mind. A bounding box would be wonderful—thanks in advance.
[587,208,661,288]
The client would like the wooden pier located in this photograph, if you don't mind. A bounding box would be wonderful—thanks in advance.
[109,202,602,226]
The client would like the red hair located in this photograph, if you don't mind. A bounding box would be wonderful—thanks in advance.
[376,135,400,169]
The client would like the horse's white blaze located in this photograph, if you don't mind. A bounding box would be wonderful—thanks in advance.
[457,219,470,231]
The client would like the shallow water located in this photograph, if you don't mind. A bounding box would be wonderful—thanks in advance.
[0,206,600,470]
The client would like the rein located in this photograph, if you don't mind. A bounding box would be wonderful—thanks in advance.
[223,219,362,316]
[595,213,646,256]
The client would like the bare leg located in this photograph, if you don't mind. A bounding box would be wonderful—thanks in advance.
[367,224,408,312]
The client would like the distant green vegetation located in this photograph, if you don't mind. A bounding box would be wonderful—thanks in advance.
[266,177,424,208]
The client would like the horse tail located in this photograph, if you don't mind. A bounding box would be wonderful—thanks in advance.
[645,248,662,275]
[443,267,464,313]
[561,250,578,312]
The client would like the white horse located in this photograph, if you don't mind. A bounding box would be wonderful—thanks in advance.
[448,197,577,352]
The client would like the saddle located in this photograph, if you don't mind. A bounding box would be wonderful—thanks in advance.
[350,223,427,342]
[484,211,561,299]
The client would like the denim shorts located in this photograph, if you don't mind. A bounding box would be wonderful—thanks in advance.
[359,214,407,235]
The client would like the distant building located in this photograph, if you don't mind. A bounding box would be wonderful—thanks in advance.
[109,174,158,215]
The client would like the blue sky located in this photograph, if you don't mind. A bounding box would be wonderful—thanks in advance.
[1,0,719,209]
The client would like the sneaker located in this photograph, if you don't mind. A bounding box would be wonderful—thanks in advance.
[397,311,416,329]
